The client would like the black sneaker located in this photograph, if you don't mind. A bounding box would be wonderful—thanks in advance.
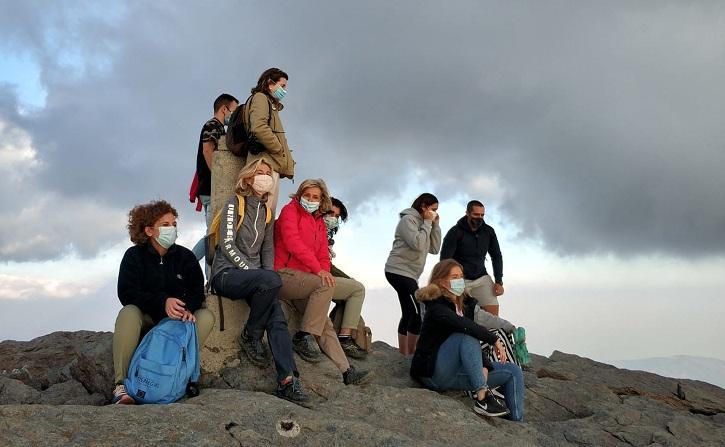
[473,391,510,417]
[343,365,373,385]
[292,334,322,363]
[339,337,368,360]
[276,377,312,407]
[239,331,269,367]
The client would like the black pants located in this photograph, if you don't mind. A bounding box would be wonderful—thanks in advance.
[212,268,297,383]
[385,271,421,335]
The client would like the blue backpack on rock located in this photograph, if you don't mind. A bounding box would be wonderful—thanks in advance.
[124,318,200,404]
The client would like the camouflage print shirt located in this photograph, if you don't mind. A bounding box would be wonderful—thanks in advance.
[195,117,226,197]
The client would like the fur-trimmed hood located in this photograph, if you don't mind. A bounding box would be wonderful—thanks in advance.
[415,284,445,302]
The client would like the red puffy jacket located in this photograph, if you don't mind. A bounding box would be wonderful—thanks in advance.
[274,198,331,273]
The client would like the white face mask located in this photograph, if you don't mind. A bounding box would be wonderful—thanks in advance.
[156,226,177,249]
[251,174,274,194]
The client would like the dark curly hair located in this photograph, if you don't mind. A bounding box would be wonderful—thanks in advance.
[127,200,178,245]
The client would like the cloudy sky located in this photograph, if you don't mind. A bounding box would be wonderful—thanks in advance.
[2,1,724,367]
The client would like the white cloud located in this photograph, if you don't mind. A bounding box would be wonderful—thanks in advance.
[0,274,98,300]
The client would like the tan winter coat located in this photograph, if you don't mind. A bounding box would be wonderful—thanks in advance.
[244,92,295,179]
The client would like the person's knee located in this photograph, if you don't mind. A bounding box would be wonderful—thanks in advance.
[115,305,144,331]
[194,308,215,329]
[258,270,283,291]
[351,280,365,297]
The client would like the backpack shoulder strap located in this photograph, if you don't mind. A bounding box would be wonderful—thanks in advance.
[265,203,272,224]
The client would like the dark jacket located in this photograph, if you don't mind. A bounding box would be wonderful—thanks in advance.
[117,242,205,323]
[410,284,498,380]
[440,216,503,284]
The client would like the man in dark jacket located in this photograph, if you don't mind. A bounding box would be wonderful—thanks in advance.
[440,200,505,316]
[112,200,215,404]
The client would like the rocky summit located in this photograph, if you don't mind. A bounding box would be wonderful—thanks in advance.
[1,331,724,446]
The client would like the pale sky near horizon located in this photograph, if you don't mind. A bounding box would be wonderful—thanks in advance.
[1,1,724,365]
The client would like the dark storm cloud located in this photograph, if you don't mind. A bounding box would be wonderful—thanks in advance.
[1,0,724,261]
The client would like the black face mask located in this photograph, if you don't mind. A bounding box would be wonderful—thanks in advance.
[468,217,484,229]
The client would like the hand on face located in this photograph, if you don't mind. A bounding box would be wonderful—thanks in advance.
[422,206,438,221]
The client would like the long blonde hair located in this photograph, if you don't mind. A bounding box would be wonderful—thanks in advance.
[428,259,466,309]
[290,178,332,214]
[235,157,273,196]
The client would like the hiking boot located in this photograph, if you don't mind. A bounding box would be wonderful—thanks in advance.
[473,390,510,417]
[276,377,312,407]
[339,337,368,360]
[343,365,373,386]
[292,334,322,363]
[239,331,269,367]
[111,384,135,405]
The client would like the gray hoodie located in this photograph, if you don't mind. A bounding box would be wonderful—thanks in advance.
[384,208,442,280]
[210,195,274,282]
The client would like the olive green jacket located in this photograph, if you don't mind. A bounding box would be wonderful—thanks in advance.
[244,92,295,178]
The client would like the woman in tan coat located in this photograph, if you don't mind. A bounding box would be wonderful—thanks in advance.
[244,67,295,213]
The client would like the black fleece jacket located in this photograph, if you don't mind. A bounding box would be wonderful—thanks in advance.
[440,216,503,284]
[410,295,498,380]
[117,242,205,323]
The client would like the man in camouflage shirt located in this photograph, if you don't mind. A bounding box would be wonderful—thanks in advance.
[192,93,238,263]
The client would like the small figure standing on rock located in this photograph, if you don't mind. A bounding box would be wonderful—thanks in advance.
[209,158,309,405]
[440,200,505,317]
[411,259,525,421]
[112,200,216,405]
[275,179,371,385]
[385,193,442,356]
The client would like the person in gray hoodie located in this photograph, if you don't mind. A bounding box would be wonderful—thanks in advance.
[384,193,442,355]
[209,157,308,406]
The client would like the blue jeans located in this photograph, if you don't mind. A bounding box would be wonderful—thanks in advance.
[487,361,525,422]
[212,268,297,383]
[191,195,212,261]
[419,333,525,422]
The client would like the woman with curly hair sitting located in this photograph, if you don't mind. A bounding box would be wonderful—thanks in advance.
[111,200,215,404]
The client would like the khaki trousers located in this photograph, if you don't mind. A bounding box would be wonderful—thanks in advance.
[278,268,350,372]
[112,305,215,384]
[332,276,365,330]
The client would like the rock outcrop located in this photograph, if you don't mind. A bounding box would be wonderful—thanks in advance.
[2,331,724,446]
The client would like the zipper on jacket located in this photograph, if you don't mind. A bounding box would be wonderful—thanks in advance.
[251,202,261,248]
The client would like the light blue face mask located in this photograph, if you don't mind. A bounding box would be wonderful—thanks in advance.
[300,197,320,213]
[448,278,466,296]
[156,226,177,249]
[272,85,287,101]
[224,113,231,126]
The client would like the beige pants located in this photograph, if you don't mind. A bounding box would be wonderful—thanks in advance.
[465,275,498,307]
[112,305,215,384]
[278,268,350,372]
[332,276,365,330]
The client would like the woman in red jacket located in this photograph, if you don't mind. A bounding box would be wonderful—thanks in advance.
[275,179,370,385]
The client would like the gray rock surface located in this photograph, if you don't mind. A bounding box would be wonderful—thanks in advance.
[1,332,724,446]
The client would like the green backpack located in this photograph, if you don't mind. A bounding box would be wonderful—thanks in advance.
[513,327,531,366]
